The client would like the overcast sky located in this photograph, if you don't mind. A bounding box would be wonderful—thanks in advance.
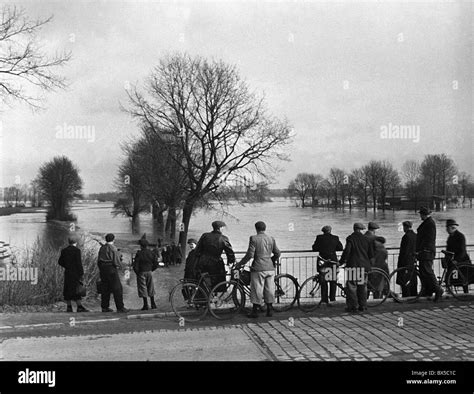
[1,0,472,194]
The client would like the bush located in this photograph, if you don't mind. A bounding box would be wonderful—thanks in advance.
[0,234,100,306]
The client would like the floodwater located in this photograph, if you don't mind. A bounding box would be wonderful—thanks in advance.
[1,198,473,252]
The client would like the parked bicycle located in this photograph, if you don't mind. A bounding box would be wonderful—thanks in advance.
[297,257,391,312]
[389,250,474,303]
[169,272,233,322]
[207,263,299,320]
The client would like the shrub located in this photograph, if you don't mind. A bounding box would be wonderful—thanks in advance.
[0,234,100,306]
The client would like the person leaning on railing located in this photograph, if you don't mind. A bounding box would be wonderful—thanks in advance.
[444,219,472,293]
[194,221,235,290]
[236,221,281,318]
[396,221,418,297]
[416,207,443,301]
[339,222,374,313]
[311,225,343,306]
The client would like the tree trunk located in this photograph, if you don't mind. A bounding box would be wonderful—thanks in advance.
[154,207,165,237]
[168,206,177,241]
[179,199,195,258]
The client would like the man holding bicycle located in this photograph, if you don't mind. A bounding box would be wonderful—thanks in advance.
[312,225,343,306]
[416,206,443,301]
[340,223,374,313]
[194,221,235,290]
[236,221,281,318]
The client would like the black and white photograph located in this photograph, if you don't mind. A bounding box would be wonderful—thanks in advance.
[0,0,472,393]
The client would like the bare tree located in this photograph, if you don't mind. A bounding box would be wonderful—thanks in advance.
[328,167,345,210]
[134,128,189,240]
[362,161,382,212]
[0,6,71,109]
[401,160,422,211]
[288,173,311,207]
[352,168,369,212]
[307,173,323,207]
[113,141,150,223]
[420,154,457,198]
[37,156,83,221]
[126,53,293,256]
[377,161,400,211]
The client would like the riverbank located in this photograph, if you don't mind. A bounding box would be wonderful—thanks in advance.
[0,206,46,216]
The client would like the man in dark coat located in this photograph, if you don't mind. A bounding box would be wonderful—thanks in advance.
[445,219,471,293]
[98,233,128,313]
[396,221,418,297]
[133,238,157,310]
[184,238,198,281]
[312,225,343,305]
[58,235,89,312]
[194,221,235,289]
[445,219,471,263]
[416,206,443,301]
[340,223,374,312]
[364,222,379,265]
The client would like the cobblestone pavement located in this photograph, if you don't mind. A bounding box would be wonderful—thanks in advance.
[245,304,474,361]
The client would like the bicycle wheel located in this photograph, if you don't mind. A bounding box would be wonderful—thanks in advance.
[389,267,423,303]
[208,280,245,320]
[169,281,209,322]
[366,268,390,307]
[297,275,321,312]
[447,264,474,301]
[273,274,299,312]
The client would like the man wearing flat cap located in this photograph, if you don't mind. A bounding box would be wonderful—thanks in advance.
[132,235,157,310]
[416,207,443,301]
[445,219,470,264]
[184,238,199,281]
[445,219,471,293]
[194,221,235,289]
[364,222,380,265]
[396,221,418,297]
[236,221,281,318]
[312,225,343,305]
[97,233,128,313]
[340,223,374,312]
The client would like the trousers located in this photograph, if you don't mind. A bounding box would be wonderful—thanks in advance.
[419,259,440,296]
[250,270,275,305]
[345,272,368,310]
[99,266,124,310]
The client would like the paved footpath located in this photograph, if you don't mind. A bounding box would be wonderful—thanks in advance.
[1,302,473,361]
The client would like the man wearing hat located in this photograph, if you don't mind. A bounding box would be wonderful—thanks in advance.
[340,223,374,312]
[132,235,157,310]
[445,219,470,263]
[312,225,343,306]
[184,238,198,281]
[236,221,281,318]
[364,222,380,265]
[396,221,418,297]
[416,207,443,301]
[194,221,235,289]
[58,235,89,312]
[97,233,128,313]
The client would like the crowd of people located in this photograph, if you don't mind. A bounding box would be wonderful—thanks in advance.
[57,206,471,317]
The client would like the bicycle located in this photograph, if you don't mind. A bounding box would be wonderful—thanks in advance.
[208,263,300,320]
[169,272,231,322]
[297,257,391,312]
[389,250,474,303]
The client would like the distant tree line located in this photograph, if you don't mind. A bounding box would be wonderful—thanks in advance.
[288,154,474,211]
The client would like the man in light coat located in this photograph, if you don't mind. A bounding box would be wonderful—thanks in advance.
[236,221,281,318]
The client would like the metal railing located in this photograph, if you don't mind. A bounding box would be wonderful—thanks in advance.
[226,245,474,300]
